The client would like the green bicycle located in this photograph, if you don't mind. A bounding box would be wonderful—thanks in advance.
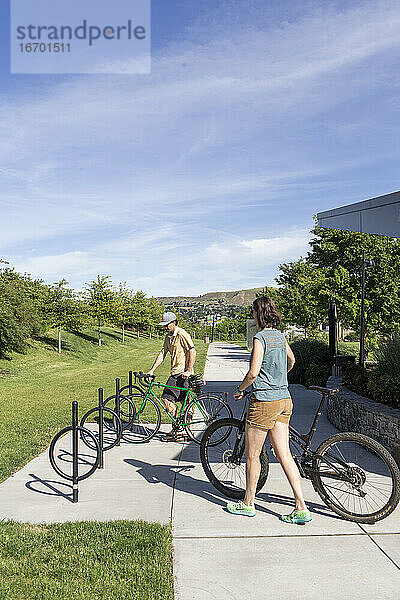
[121,371,233,444]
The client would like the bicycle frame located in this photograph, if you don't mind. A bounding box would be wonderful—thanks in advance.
[135,379,210,426]
[287,398,359,484]
[234,392,354,484]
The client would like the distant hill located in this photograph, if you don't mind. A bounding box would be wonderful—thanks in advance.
[157,287,264,308]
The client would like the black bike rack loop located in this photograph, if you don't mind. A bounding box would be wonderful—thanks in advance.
[49,401,100,503]
[79,389,123,455]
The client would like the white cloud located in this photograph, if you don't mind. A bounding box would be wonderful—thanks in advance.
[12,252,91,280]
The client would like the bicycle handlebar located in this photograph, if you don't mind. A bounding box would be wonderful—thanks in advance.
[134,371,155,385]
[233,390,250,402]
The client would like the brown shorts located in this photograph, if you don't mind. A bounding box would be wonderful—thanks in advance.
[246,395,293,430]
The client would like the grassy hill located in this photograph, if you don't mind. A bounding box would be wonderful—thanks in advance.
[158,286,264,307]
[0,327,208,482]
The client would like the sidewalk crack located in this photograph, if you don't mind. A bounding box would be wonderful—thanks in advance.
[357,524,400,571]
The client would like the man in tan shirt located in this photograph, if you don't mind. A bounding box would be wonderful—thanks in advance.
[147,312,196,441]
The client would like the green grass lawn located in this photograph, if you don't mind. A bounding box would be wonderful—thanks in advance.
[0,328,209,599]
[0,520,173,600]
[0,327,208,481]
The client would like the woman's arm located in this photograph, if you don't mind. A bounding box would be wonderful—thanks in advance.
[234,338,263,397]
[286,340,295,372]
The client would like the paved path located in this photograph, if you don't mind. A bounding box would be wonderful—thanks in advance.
[0,342,399,599]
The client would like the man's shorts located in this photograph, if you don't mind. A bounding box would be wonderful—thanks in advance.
[162,374,189,403]
[246,395,293,430]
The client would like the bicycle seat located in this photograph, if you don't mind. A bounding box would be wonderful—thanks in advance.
[309,386,339,396]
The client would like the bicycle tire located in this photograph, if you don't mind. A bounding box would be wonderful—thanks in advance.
[122,393,162,443]
[49,426,100,482]
[80,406,122,451]
[183,394,233,444]
[103,394,136,430]
[312,432,400,523]
[200,418,269,499]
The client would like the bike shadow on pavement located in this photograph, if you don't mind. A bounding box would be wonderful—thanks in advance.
[125,458,282,517]
[255,490,343,520]
[123,458,339,519]
[124,458,230,509]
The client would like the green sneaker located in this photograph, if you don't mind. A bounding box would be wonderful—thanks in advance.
[280,509,312,524]
[226,501,256,517]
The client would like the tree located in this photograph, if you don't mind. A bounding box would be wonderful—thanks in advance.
[115,283,135,343]
[274,260,325,336]
[0,264,45,358]
[48,280,86,353]
[131,291,151,337]
[273,225,400,341]
[85,275,116,346]
[148,297,163,338]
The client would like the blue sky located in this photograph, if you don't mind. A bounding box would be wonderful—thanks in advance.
[1,0,400,295]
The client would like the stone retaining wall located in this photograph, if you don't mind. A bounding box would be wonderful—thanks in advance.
[326,376,400,463]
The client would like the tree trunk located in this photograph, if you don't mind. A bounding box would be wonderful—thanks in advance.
[58,325,62,354]
[149,326,152,339]
[122,323,125,344]
[98,322,102,346]
[137,328,140,340]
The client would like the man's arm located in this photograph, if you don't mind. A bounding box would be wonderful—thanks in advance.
[182,347,196,377]
[147,348,166,375]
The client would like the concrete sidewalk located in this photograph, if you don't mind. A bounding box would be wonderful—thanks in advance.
[0,342,399,599]
[174,343,400,600]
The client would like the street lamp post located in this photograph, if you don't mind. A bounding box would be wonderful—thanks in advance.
[328,299,337,369]
[211,314,215,343]
[359,251,375,367]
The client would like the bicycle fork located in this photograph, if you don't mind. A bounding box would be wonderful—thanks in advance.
[231,419,246,465]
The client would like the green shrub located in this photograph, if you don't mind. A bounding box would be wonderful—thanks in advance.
[343,363,400,410]
[337,341,359,358]
[367,371,400,410]
[342,363,370,397]
[305,364,331,388]
[288,339,331,385]
[344,331,359,342]
[374,333,400,378]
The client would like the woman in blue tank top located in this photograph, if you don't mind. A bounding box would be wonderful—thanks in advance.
[227,296,311,524]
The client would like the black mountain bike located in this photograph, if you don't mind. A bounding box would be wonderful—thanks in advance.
[200,386,400,523]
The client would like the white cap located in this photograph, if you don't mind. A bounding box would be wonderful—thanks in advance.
[158,312,177,326]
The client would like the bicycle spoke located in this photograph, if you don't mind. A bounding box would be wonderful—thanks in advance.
[185,395,232,444]
[200,418,269,499]
[314,434,398,521]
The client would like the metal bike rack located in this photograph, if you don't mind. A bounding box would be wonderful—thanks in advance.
[49,401,100,503]
[49,392,123,503]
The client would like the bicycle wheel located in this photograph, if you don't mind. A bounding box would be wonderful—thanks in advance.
[80,406,122,451]
[49,426,100,482]
[312,432,400,523]
[103,394,135,430]
[122,393,162,443]
[183,393,233,444]
[200,418,269,499]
